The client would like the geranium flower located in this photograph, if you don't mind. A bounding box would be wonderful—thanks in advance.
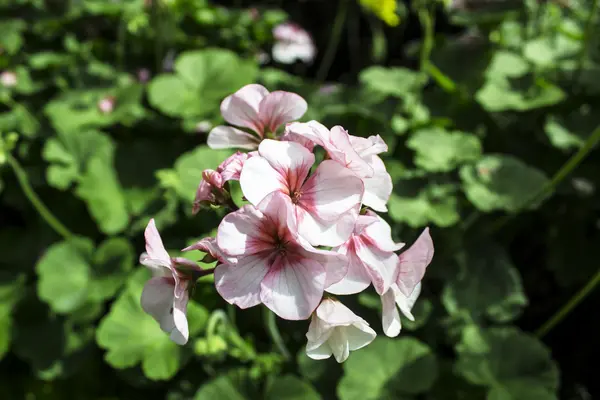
[286,121,392,211]
[240,139,364,246]
[272,22,316,64]
[214,191,348,320]
[380,282,421,337]
[207,84,307,150]
[0,71,17,87]
[305,298,376,363]
[139,219,202,345]
[326,211,403,296]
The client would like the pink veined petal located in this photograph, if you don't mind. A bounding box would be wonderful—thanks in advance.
[315,298,363,326]
[220,84,269,134]
[182,237,234,264]
[216,205,274,256]
[258,91,308,133]
[207,126,260,150]
[218,151,249,182]
[170,289,189,345]
[326,242,372,295]
[140,276,176,333]
[353,214,380,236]
[144,219,171,266]
[139,254,172,276]
[239,156,288,206]
[260,254,326,320]
[296,205,357,247]
[258,139,315,194]
[362,155,393,212]
[396,228,434,297]
[254,191,299,236]
[362,210,404,252]
[192,179,215,214]
[328,126,374,178]
[381,288,401,337]
[349,134,388,158]
[280,129,315,152]
[214,253,271,309]
[294,234,348,287]
[285,120,330,147]
[393,282,421,321]
[346,323,377,351]
[354,238,399,295]
[300,160,364,221]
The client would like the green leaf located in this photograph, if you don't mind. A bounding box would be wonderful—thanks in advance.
[194,369,258,400]
[266,375,321,400]
[338,337,438,400]
[544,106,600,151]
[297,350,327,382]
[0,20,26,54]
[359,66,427,98]
[389,183,460,228]
[442,242,527,323]
[170,146,233,204]
[485,51,530,80]
[89,238,134,301]
[36,238,95,314]
[523,36,581,67]
[0,273,25,360]
[476,78,565,112]
[460,154,550,212]
[407,127,482,172]
[148,49,258,119]
[455,327,559,400]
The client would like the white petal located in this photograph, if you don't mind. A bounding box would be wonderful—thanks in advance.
[325,243,372,295]
[362,156,393,212]
[362,210,404,252]
[140,277,176,333]
[328,328,350,363]
[349,134,388,158]
[346,322,377,351]
[297,206,356,247]
[305,313,333,351]
[207,126,260,150]
[216,205,272,256]
[220,84,269,134]
[258,91,308,133]
[258,139,314,193]
[239,156,287,206]
[354,238,399,295]
[285,120,330,147]
[381,289,401,337]
[143,219,171,266]
[306,341,333,360]
[396,228,434,297]
[214,254,271,309]
[170,290,189,345]
[394,282,422,321]
[315,298,363,326]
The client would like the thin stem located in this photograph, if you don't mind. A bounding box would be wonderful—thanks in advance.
[418,7,435,72]
[574,0,599,84]
[264,309,290,360]
[6,154,73,240]
[488,124,600,234]
[425,62,457,93]
[369,17,387,63]
[316,0,348,82]
[536,267,600,338]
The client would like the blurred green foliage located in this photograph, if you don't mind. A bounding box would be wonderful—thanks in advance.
[1,0,600,399]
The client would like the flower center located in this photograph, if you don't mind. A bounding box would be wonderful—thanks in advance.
[290,190,302,204]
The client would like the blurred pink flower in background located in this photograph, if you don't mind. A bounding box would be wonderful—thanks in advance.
[1,71,17,87]
[137,68,151,83]
[272,22,316,64]
[98,96,116,114]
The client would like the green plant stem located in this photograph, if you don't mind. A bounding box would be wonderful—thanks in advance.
[316,0,348,82]
[369,17,387,63]
[488,124,600,234]
[264,309,290,360]
[6,154,73,240]
[418,8,435,72]
[574,0,600,84]
[536,267,600,338]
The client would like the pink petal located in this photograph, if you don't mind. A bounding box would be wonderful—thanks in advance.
[258,139,315,194]
[218,151,249,182]
[239,156,288,206]
[381,288,401,337]
[393,282,421,321]
[215,253,271,309]
[362,210,404,252]
[299,160,363,221]
[295,235,349,287]
[296,206,357,247]
[260,254,326,320]
[220,84,269,134]
[207,126,259,150]
[182,237,233,264]
[354,238,399,295]
[326,242,372,295]
[192,179,215,214]
[362,155,392,212]
[254,191,299,235]
[258,91,308,133]
[143,219,171,266]
[349,134,388,158]
[396,228,434,297]
[170,288,189,345]
[141,276,176,333]
[216,205,274,256]
[328,126,374,178]
[281,129,315,152]
[285,120,330,147]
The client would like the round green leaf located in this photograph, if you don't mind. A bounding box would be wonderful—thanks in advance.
[89,237,134,301]
[194,369,257,400]
[359,66,427,98]
[456,327,559,400]
[36,238,94,314]
[266,375,321,400]
[460,154,550,212]
[389,183,460,228]
[338,337,438,400]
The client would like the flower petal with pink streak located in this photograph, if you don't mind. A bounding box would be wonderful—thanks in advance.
[350,134,388,158]
[354,238,399,295]
[258,91,308,133]
[296,206,357,247]
[215,253,271,309]
[381,288,401,337]
[207,126,259,150]
[395,228,434,297]
[281,129,315,152]
[260,255,326,320]
[362,211,404,252]
[258,139,315,194]
[254,191,298,235]
[294,235,349,287]
[144,219,170,265]
[182,237,234,264]
[218,151,249,182]
[240,156,288,206]
[220,84,269,134]
[394,282,421,321]
[326,242,372,295]
[216,205,273,256]
[300,160,363,221]
[328,126,374,178]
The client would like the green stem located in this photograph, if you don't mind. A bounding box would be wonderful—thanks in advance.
[264,309,290,360]
[369,17,387,63]
[536,268,600,338]
[489,124,600,234]
[6,154,73,240]
[316,0,348,82]
[425,62,457,93]
[418,8,435,72]
[574,0,599,84]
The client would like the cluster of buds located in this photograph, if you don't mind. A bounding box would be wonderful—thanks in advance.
[140,84,434,363]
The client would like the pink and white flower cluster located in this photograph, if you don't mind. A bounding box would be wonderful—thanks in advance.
[139,84,434,363]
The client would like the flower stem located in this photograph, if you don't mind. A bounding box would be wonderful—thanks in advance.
[264,309,290,360]
[316,0,348,82]
[536,267,600,338]
[369,17,387,63]
[488,124,600,234]
[6,154,73,240]
[418,7,435,72]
